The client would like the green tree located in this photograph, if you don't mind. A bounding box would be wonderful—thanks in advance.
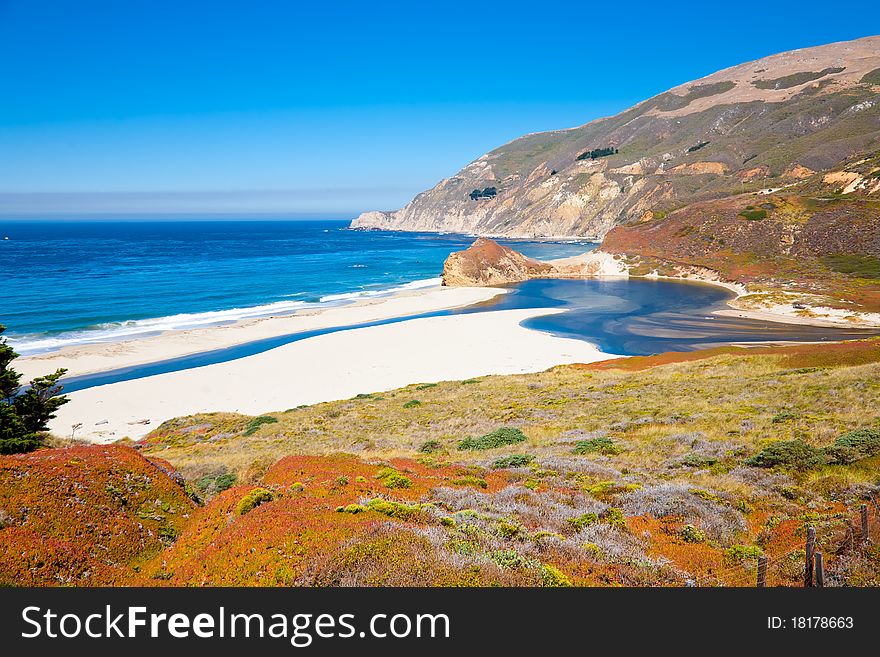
[0,324,68,454]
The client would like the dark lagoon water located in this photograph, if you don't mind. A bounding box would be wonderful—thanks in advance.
[486,278,878,355]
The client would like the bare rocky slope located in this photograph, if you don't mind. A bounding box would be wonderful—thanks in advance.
[441,238,554,286]
[352,36,880,239]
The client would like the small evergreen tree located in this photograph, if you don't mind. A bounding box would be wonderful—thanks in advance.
[0,324,68,454]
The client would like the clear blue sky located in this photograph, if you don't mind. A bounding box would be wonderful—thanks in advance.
[1,0,878,217]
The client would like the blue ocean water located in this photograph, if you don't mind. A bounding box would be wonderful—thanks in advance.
[0,219,594,355]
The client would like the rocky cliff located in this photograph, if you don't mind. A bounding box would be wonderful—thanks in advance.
[352,36,880,239]
[441,238,628,286]
[441,238,555,286]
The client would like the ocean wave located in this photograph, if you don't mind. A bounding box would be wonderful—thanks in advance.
[318,277,441,302]
[9,277,443,356]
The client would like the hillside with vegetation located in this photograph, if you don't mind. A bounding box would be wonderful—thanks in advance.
[3,338,879,586]
[601,151,880,316]
[351,36,880,238]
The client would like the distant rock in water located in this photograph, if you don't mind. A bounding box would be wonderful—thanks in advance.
[442,238,556,286]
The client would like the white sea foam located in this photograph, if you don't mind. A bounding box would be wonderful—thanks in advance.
[318,277,441,302]
[9,278,443,356]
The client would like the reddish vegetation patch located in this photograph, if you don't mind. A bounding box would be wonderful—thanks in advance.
[601,194,880,310]
[0,445,195,585]
[137,455,514,586]
[3,445,874,587]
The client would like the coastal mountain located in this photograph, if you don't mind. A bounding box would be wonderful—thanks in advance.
[601,151,880,313]
[352,36,880,238]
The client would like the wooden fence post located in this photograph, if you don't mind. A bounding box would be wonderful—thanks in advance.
[757,555,767,588]
[815,552,824,587]
[839,525,853,555]
[861,504,869,545]
[805,526,816,587]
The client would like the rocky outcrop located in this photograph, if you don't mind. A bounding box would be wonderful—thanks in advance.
[441,238,629,286]
[352,36,880,239]
[441,238,556,286]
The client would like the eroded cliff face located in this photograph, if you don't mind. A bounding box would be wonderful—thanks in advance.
[441,238,628,286]
[352,36,880,239]
[441,238,555,286]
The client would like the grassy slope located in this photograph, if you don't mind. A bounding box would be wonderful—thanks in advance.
[3,339,879,586]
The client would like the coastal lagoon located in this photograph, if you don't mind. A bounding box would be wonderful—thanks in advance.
[489,278,878,355]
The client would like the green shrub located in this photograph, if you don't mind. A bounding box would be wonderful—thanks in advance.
[415,383,438,390]
[745,440,825,470]
[452,475,488,489]
[496,520,521,539]
[826,427,880,464]
[458,427,527,451]
[862,67,880,85]
[242,415,278,436]
[214,473,237,492]
[752,67,844,90]
[541,564,573,587]
[724,544,764,564]
[772,411,800,423]
[364,498,425,521]
[736,500,754,515]
[601,507,626,529]
[680,453,717,468]
[236,488,275,515]
[821,254,880,279]
[375,467,412,489]
[567,513,598,531]
[196,472,237,494]
[492,454,534,469]
[403,399,422,409]
[336,503,366,514]
[680,524,706,543]
[573,436,621,455]
[738,207,767,221]
[488,549,537,570]
[567,507,625,531]
[418,440,443,454]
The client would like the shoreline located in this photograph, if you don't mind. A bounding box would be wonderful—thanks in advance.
[49,307,617,443]
[563,250,880,330]
[16,284,506,382]
[20,258,878,389]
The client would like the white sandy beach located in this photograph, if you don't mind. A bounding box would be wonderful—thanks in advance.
[48,305,616,442]
[16,285,505,382]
